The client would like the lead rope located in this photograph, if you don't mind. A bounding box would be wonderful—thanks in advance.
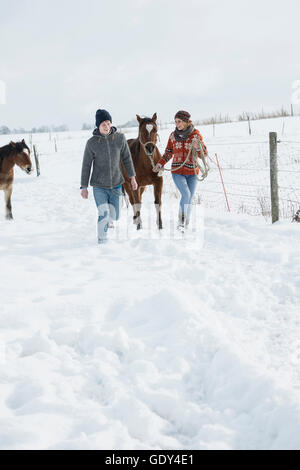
[192,137,210,181]
[138,137,194,176]
[138,131,191,176]
[158,136,210,180]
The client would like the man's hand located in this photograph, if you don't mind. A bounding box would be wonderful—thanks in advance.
[81,189,88,199]
[131,177,138,191]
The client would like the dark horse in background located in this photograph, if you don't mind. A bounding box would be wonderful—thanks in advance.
[0,139,33,219]
[122,113,163,230]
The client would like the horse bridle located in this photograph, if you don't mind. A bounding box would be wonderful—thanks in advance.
[138,122,160,169]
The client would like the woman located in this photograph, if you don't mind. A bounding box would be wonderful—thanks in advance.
[80,109,138,244]
[153,110,208,230]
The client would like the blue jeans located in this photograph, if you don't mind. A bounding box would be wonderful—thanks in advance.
[93,185,122,243]
[172,173,198,221]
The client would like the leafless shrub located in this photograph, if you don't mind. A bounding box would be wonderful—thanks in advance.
[238,107,290,122]
[195,114,233,126]
[257,195,271,219]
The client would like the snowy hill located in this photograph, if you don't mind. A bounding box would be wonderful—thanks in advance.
[0,117,300,449]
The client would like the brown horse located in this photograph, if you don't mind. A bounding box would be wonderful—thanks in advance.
[0,139,33,219]
[122,113,163,230]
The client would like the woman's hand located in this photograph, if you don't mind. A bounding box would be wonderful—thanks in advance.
[153,163,162,173]
[81,189,88,199]
[192,137,201,150]
[131,177,138,191]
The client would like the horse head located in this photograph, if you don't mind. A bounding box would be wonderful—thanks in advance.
[10,139,33,174]
[136,112,158,156]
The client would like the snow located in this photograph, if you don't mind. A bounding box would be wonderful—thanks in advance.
[0,118,300,450]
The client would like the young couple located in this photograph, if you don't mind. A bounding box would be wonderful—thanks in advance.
[80,109,208,244]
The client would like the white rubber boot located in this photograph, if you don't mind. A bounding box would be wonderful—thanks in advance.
[177,213,185,232]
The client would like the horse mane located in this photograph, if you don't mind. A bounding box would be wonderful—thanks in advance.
[139,117,157,127]
[130,138,141,156]
[0,143,12,171]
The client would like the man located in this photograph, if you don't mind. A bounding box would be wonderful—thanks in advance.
[80,109,138,244]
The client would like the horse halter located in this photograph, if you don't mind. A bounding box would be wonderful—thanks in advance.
[138,120,159,160]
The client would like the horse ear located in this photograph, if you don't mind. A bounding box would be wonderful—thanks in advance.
[10,141,16,147]
[152,113,157,122]
[22,138,25,143]
[136,115,142,124]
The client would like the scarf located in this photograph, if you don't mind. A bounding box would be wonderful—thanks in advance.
[174,125,194,142]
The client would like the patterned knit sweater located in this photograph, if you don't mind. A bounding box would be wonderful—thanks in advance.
[158,128,208,175]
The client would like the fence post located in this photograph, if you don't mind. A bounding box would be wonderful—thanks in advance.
[247,116,251,135]
[269,132,279,223]
[33,144,40,177]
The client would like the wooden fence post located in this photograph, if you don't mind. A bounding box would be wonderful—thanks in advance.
[33,144,40,177]
[247,116,252,135]
[269,132,279,223]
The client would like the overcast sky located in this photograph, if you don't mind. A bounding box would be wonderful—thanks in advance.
[0,0,299,130]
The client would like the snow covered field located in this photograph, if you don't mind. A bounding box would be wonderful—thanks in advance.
[0,118,300,450]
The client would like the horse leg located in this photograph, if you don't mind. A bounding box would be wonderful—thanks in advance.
[130,186,146,230]
[153,179,163,229]
[123,183,143,229]
[123,183,140,226]
[4,186,13,220]
[133,187,145,230]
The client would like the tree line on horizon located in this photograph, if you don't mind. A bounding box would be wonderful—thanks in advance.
[0,124,68,135]
[1,105,298,135]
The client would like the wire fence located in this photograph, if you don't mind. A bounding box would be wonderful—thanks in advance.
[163,137,300,220]
[205,139,300,219]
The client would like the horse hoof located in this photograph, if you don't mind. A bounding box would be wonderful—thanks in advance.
[6,215,13,220]
[137,224,142,230]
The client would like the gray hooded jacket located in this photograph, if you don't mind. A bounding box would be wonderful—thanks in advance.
[80,127,136,189]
